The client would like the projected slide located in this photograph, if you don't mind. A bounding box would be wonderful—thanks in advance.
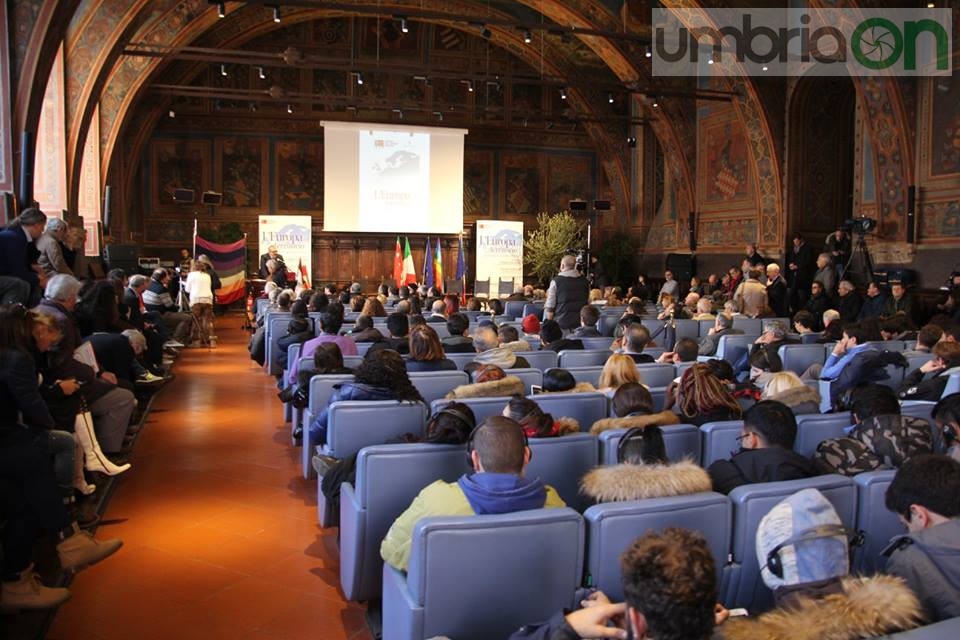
[358,130,430,230]
[322,121,467,234]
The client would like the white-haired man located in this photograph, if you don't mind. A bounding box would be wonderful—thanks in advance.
[544,255,589,331]
[36,217,74,278]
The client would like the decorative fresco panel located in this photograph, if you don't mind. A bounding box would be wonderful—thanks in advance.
[312,18,349,47]
[504,166,541,215]
[698,105,752,209]
[0,3,14,192]
[144,218,195,244]
[511,84,542,114]
[919,200,960,241]
[275,141,323,212]
[77,104,100,222]
[464,149,492,216]
[152,139,209,209]
[548,156,593,213]
[360,19,420,57]
[34,45,67,214]
[215,137,267,209]
[697,217,758,247]
[930,77,960,177]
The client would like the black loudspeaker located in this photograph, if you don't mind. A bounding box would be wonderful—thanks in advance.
[103,185,112,232]
[568,199,588,211]
[173,188,195,203]
[1,192,16,224]
[906,185,916,243]
[18,132,33,209]
[875,268,917,287]
[688,211,697,252]
[593,199,611,211]
[201,191,223,205]
[666,253,695,283]
[103,244,139,271]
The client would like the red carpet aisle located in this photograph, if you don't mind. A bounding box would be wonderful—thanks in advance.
[48,316,371,640]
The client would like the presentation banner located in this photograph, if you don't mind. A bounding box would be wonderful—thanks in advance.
[258,215,312,279]
[475,220,523,293]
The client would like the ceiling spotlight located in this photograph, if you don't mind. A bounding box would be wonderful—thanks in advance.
[286,103,293,114]
[392,108,404,119]
[352,71,363,85]
[486,80,500,90]
[220,63,228,76]
[168,109,175,118]
[433,111,443,122]
[927,2,935,7]
[399,16,409,33]
[272,6,280,23]
[707,58,714,65]
[651,95,659,108]
[645,46,652,58]
[523,29,532,44]
[559,87,567,100]
[461,79,474,92]
[257,66,266,79]
[762,65,768,72]
[627,136,637,147]
[217,2,225,19]
[608,92,614,104]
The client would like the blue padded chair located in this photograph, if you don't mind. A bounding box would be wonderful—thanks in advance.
[445,352,478,370]
[649,387,667,412]
[700,420,745,467]
[876,616,960,638]
[674,360,695,380]
[640,320,666,346]
[732,318,762,335]
[431,324,451,339]
[522,303,545,320]
[356,342,375,356]
[596,315,619,337]
[778,344,827,376]
[461,310,482,321]
[301,374,355,479]
[794,412,853,458]
[899,401,937,424]
[904,353,934,373]
[527,434,600,512]
[722,475,857,612]
[559,350,611,368]
[636,363,677,388]
[283,343,302,425]
[381,508,584,640]
[409,371,470,404]
[509,368,544,394]
[265,314,293,375]
[800,332,821,344]
[872,340,906,352]
[522,350,560,372]
[715,334,760,365]
[699,319,716,337]
[675,319,700,341]
[343,354,364,369]
[531,392,609,433]
[504,300,527,320]
[853,469,899,575]
[584,493,731,601]
[944,372,960,397]
[643,347,666,361]
[557,366,603,388]
[430,397,509,425]
[879,363,906,390]
[602,306,626,316]
[340,444,471,602]
[598,424,702,465]
[581,337,614,351]
[524,336,541,350]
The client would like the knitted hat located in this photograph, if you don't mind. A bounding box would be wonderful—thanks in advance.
[521,314,541,335]
[755,488,849,590]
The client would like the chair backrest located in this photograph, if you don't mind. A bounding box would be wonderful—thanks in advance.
[945,372,960,397]
[409,371,471,404]
[580,337,614,351]
[504,300,527,320]
[343,354,364,369]
[474,279,491,297]
[559,349,611,368]
[732,318,762,335]
[341,443,472,602]
[444,352,478,370]
[404,508,584,640]
[527,434,599,512]
[498,278,515,297]
[584,492,731,601]
[530,392,609,433]
[356,341,375,356]
[876,614,960,638]
[430,397,509,424]
[598,424,702,465]
[307,374,355,416]
[904,353,934,373]
[794,412,852,458]
[853,469,900,575]
[635,363,677,388]
[716,334,760,364]
[266,314,293,375]
[879,363,906,390]
[443,278,462,294]
[596,315,619,337]
[509,368,543,394]
[326,401,428,458]
[522,303,545,321]
[800,332,821,344]
[649,386,667,412]
[700,420,745,467]
[899,401,937,425]
[601,306,626,316]
[698,319,716,337]
[778,344,827,376]
[724,474,856,612]
[285,343,302,376]
[522,350,559,372]
[556,366,603,388]
[675,319,700,341]
[674,360,695,380]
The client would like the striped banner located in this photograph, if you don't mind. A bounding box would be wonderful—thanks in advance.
[195,235,247,304]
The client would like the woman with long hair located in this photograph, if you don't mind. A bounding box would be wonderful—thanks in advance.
[761,371,821,415]
[597,354,643,397]
[184,259,214,346]
[406,324,457,372]
[502,396,578,438]
[672,363,742,426]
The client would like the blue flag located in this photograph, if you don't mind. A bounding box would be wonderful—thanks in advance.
[455,234,466,280]
[423,237,434,288]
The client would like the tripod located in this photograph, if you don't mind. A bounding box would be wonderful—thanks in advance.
[843,231,875,287]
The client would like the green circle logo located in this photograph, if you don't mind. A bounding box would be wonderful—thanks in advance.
[852,18,903,70]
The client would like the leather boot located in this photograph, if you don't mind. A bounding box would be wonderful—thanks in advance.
[0,569,71,611]
[56,523,123,572]
[73,435,96,495]
[74,411,131,476]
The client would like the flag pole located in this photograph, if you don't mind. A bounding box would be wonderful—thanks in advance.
[192,218,198,260]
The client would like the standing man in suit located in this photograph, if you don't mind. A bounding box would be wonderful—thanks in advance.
[786,234,815,314]
[766,263,789,317]
[544,255,590,332]
[0,208,48,305]
[259,245,285,279]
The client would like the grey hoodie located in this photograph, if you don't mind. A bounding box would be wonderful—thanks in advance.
[883,518,960,623]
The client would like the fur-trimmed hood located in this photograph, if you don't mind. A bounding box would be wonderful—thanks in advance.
[554,416,580,436]
[580,460,710,502]
[719,575,923,640]
[768,384,821,409]
[502,339,532,352]
[589,411,680,435]
[543,382,597,394]
[445,376,525,399]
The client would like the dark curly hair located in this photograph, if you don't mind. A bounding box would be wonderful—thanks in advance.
[354,349,424,404]
[620,528,717,640]
[504,396,555,438]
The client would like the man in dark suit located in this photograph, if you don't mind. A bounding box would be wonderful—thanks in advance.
[0,208,47,304]
[441,312,474,353]
[259,245,285,279]
[744,243,766,268]
[785,234,815,314]
[765,263,789,317]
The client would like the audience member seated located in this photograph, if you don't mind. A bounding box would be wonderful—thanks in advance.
[275,300,313,371]
[472,324,529,369]
[898,341,960,402]
[360,296,385,317]
[349,296,365,314]
[445,364,525,400]
[735,319,794,376]
[885,282,914,319]
[882,455,960,623]
[814,384,933,476]
[746,347,784,391]
[346,314,382,344]
[498,325,532,353]
[932,394,960,461]
[760,371,820,415]
[719,489,922,639]
[692,296,716,321]
[441,312,474,353]
[539,319,584,352]
[142,268,190,346]
[571,304,601,338]
[425,299,447,323]
[541,368,595,394]
[0,208,46,306]
[520,314,540,339]
[707,400,817,495]
[284,343,354,418]
[734,267,769,318]
[287,304,357,386]
[836,280,863,324]
[597,353,643,398]
[380,416,565,571]
[589,383,681,440]
[668,363,742,427]
[511,528,718,640]
[689,275,705,296]
[368,311,410,355]
[698,312,742,357]
[940,322,960,344]
[905,324,943,355]
[619,324,655,363]
[659,269,680,299]
[803,281,831,330]
[821,309,844,342]
[682,292,701,318]
[655,337,699,366]
[791,310,817,339]
[858,281,889,320]
[502,396,578,438]
[880,314,917,342]
[405,324,457,372]
[810,322,896,407]
[306,348,424,449]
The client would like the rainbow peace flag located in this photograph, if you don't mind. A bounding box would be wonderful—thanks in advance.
[194,235,247,304]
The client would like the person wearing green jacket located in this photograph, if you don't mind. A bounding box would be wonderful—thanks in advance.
[381,416,566,571]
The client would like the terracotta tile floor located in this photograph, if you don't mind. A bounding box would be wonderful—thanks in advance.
[48,317,371,640]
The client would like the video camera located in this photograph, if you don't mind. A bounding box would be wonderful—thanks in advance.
[566,248,587,275]
[841,216,877,235]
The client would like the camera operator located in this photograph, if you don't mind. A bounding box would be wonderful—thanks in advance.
[545,254,590,332]
[259,245,285,279]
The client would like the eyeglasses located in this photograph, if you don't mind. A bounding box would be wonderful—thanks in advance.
[735,432,754,443]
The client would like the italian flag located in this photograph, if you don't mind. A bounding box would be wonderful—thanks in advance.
[402,237,417,285]
[393,236,404,287]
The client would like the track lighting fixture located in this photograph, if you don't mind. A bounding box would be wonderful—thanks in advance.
[352,71,363,85]
[559,87,567,100]
[220,63,228,76]
[608,92,614,104]
[399,17,409,33]
[257,66,266,79]
[217,2,225,19]
[286,103,293,113]
[645,46,652,58]
[273,6,280,23]
[168,109,175,118]
[523,29,532,44]
[461,79,473,92]
[433,111,443,121]
[392,108,404,119]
